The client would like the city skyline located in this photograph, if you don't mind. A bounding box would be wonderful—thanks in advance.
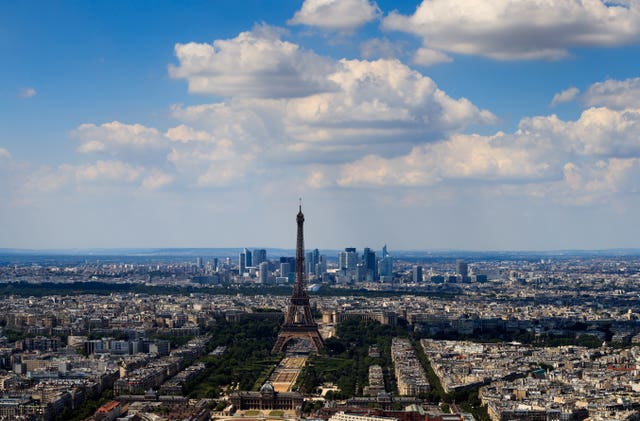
[3,0,640,250]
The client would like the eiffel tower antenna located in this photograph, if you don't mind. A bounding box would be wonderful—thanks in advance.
[272,202,323,354]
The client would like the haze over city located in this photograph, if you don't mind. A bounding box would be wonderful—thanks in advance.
[3,0,640,250]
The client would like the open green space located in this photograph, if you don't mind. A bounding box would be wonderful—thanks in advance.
[183,317,281,398]
[296,318,407,398]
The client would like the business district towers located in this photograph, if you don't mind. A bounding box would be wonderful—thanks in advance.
[337,245,393,283]
[410,258,483,284]
[236,245,394,285]
[239,248,268,275]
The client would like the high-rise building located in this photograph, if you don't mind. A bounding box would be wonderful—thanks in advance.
[280,256,295,266]
[280,262,291,278]
[305,251,314,275]
[456,259,468,277]
[259,261,270,284]
[195,257,203,269]
[239,251,246,275]
[362,247,378,281]
[317,255,327,277]
[379,244,393,279]
[339,248,358,271]
[280,257,295,281]
[244,248,253,268]
[253,249,267,266]
[412,265,423,283]
[305,248,320,277]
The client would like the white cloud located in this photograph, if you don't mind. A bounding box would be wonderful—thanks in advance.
[383,0,640,60]
[412,47,452,66]
[283,58,496,156]
[519,107,640,158]
[550,86,580,106]
[19,87,37,98]
[165,124,214,143]
[0,147,11,159]
[288,0,381,30]
[26,160,144,192]
[583,77,640,109]
[557,158,640,204]
[360,38,405,60]
[72,121,166,155]
[332,131,553,188]
[141,170,173,190]
[169,57,495,166]
[195,159,251,187]
[168,25,336,98]
[77,140,107,154]
[306,100,640,208]
[74,160,142,183]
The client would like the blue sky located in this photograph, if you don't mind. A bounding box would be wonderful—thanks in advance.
[2,0,640,250]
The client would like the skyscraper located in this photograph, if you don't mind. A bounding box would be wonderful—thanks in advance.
[305,251,314,275]
[239,251,246,275]
[317,255,327,277]
[379,244,393,281]
[456,259,468,277]
[362,247,378,281]
[258,261,270,284]
[253,249,267,266]
[339,248,358,271]
[305,248,320,277]
[412,265,423,283]
[280,262,291,278]
[244,248,253,268]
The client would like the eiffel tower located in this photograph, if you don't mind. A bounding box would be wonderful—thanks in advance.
[272,203,324,354]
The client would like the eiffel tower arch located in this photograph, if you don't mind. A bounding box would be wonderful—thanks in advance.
[272,204,324,354]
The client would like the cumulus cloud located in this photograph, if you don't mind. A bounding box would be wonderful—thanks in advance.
[0,147,11,159]
[168,25,336,98]
[550,86,580,106]
[58,30,640,207]
[383,0,640,60]
[165,124,214,143]
[74,160,142,183]
[558,158,640,204]
[165,28,497,166]
[333,131,553,188]
[19,87,37,99]
[519,107,640,158]
[141,170,173,190]
[283,58,495,156]
[25,160,144,192]
[305,99,640,207]
[412,47,452,66]
[583,77,640,109]
[196,159,252,187]
[72,121,166,155]
[360,38,405,60]
[169,57,495,165]
[288,0,381,30]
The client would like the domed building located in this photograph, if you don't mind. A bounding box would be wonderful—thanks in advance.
[229,381,303,412]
